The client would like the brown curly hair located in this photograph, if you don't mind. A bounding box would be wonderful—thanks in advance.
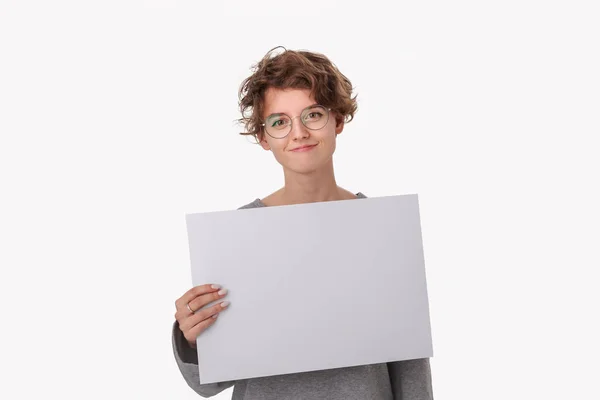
[237,46,358,143]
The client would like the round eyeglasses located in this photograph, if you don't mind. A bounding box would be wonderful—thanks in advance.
[261,105,331,139]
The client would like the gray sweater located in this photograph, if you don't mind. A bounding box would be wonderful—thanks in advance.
[172,193,434,399]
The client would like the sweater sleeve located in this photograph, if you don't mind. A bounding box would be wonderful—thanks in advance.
[171,320,236,398]
[388,358,434,400]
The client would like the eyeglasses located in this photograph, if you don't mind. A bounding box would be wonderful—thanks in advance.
[261,104,331,139]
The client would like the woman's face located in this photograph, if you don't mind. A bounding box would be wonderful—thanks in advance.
[259,87,344,175]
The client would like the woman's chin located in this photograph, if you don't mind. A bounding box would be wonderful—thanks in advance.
[282,160,330,175]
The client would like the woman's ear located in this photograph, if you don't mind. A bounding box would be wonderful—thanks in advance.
[259,133,271,150]
[335,114,345,135]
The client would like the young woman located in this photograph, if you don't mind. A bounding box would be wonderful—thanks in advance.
[172,47,434,399]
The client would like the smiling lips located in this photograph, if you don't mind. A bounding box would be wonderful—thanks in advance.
[290,144,317,152]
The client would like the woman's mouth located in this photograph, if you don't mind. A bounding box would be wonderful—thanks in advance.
[290,144,317,152]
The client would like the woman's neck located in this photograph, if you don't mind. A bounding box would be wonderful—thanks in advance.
[262,162,356,206]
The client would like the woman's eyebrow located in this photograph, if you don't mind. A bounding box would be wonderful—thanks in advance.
[267,104,320,116]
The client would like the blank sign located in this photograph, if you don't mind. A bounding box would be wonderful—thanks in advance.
[185,194,433,384]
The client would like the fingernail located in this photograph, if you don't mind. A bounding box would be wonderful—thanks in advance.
[218,289,228,296]
[211,284,222,289]
[220,301,230,308]
[212,313,219,319]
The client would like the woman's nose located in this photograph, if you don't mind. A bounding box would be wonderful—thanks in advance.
[288,116,309,140]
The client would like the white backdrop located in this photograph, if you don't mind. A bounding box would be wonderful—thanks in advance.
[1,1,599,399]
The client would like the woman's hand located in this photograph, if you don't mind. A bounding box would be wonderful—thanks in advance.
[174,284,230,348]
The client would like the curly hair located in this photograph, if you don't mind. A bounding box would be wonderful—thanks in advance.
[237,46,358,143]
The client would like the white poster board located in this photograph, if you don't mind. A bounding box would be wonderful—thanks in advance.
[185,194,433,384]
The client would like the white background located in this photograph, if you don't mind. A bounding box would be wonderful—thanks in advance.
[1,1,598,399]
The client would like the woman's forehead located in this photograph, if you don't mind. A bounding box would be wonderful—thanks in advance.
[263,87,316,116]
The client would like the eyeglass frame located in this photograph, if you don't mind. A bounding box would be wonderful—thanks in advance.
[260,104,332,139]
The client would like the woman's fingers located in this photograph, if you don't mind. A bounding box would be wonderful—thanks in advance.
[184,316,218,347]
[174,283,231,347]
[188,288,228,314]
[175,284,222,311]
[182,301,231,345]
[180,300,230,332]
[174,285,228,321]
